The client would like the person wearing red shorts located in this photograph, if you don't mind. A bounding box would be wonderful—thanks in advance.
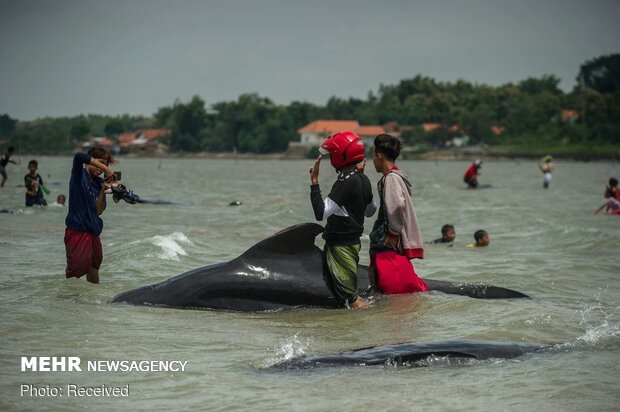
[64,147,116,284]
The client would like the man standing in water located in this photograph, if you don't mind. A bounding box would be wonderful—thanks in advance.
[539,155,554,189]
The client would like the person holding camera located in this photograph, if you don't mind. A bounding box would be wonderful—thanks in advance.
[64,147,117,284]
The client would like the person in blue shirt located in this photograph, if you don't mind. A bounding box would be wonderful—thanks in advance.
[64,147,116,284]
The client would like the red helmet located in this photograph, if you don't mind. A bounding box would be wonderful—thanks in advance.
[319,131,365,170]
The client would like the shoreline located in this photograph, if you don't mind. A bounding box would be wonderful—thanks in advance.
[22,147,620,162]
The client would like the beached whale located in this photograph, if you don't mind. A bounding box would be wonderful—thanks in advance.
[110,223,528,311]
[269,339,547,369]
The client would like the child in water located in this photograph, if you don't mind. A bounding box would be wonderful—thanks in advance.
[467,229,490,247]
[595,197,620,215]
[51,194,66,207]
[309,131,376,309]
[428,224,455,244]
[24,159,47,206]
[604,178,619,200]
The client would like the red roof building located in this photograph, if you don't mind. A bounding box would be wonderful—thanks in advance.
[561,109,579,122]
[119,129,171,152]
[298,120,360,145]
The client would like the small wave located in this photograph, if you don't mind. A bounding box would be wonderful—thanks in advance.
[149,232,192,261]
[576,320,620,346]
[557,292,620,350]
[553,321,620,352]
[263,334,309,367]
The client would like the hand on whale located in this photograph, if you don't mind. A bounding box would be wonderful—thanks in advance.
[110,223,528,311]
[269,339,547,369]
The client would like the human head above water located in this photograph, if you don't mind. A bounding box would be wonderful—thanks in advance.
[441,224,456,242]
[28,159,38,173]
[7,146,15,154]
[373,134,402,161]
[57,194,66,205]
[609,177,618,188]
[319,131,365,170]
[474,229,489,247]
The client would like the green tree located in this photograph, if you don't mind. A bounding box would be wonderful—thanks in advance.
[577,53,620,94]
[70,118,91,140]
[0,114,17,137]
[104,118,125,136]
[518,75,562,95]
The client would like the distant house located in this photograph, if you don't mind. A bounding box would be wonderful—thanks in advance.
[119,129,171,153]
[490,125,505,136]
[354,125,386,146]
[289,119,389,157]
[297,120,360,145]
[561,109,579,123]
[422,123,441,132]
[81,137,119,153]
[295,119,391,146]
[118,131,138,151]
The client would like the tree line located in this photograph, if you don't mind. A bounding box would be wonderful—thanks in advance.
[1,53,618,155]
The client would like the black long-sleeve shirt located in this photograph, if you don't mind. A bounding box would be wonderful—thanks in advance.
[311,169,376,246]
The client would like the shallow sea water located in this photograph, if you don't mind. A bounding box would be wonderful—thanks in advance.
[1,157,619,411]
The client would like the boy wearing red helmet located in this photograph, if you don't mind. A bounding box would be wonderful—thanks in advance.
[309,131,376,309]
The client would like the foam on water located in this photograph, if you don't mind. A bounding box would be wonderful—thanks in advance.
[150,232,192,261]
[263,334,310,367]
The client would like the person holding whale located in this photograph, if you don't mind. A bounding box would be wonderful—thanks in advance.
[309,131,376,309]
[64,147,117,284]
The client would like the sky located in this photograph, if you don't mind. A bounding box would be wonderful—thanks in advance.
[1,0,619,120]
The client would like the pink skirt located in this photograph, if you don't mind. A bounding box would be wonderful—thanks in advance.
[372,251,429,294]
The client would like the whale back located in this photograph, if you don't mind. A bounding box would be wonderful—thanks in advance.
[270,339,546,369]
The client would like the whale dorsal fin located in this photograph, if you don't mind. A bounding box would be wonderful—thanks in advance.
[240,223,324,258]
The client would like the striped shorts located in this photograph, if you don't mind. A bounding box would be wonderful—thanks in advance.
[324,244,360,305]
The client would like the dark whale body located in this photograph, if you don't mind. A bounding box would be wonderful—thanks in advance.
[111,223,528,311]
[269,339,547,369]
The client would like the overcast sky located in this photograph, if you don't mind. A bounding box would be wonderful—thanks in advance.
[1,0,618,120]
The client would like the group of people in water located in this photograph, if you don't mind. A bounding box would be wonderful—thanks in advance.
[427,224,490,248]
[462,154,555,190]
[1,138,617,304]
